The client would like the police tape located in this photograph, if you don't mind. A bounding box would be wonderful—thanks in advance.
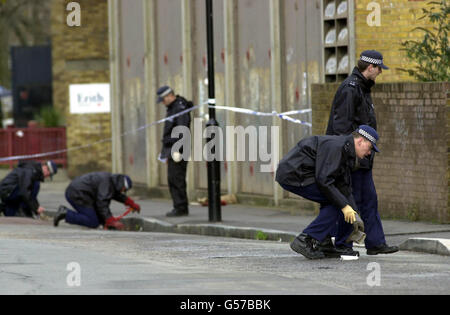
[209,105,312,127]
[0,103,311,162]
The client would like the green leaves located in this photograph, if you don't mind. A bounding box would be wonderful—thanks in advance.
[35,106,64,127]
[399,0,449,82]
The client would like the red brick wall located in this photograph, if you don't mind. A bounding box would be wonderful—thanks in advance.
[312,82,450,223]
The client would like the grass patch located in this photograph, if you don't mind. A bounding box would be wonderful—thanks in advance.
[255,231,268,241]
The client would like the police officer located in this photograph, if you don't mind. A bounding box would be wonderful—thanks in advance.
[53,172,140,230]
[157,86,193,217]
[326,50,398,255]
[0,160,57,217]
[276,126,378,259]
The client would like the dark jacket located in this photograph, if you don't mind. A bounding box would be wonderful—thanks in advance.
[0,161,43,214]
[65,172,129,224]
[160,96,193,159]
[276,135,357,210]
[325,67,377,169]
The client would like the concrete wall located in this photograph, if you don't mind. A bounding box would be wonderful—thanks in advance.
[51,0,111,177]
[312,82,450,223]
[117,0,148,184]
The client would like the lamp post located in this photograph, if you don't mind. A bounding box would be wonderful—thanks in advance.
[205,0,221,222]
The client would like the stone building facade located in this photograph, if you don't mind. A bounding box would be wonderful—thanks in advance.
[50,0,111,177]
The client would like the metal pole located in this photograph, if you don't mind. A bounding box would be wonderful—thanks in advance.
[206,0,221,222]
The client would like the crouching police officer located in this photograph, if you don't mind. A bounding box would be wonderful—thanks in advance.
[157,86,193,217]
[0,160,57,217]
[276,126,378,259]
[53,172,141,230]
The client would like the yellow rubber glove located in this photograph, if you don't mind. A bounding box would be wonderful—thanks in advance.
[341,205,357,224]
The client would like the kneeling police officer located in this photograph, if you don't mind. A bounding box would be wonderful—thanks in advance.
[54,172,141,230]
[0,160,57,217]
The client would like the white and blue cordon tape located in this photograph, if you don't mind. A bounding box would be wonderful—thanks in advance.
[0,103,311,162]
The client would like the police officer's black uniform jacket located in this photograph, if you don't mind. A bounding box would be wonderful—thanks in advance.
[0,161,43,215]
[160,96,193,159]
[326,67,376,169]
[66,172,129,224]
[276,135,358,210]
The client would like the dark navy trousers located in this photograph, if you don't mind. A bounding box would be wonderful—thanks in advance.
[335,169,386,249]
[3,182,40,217]
[280,183,353,243]
[64,191,100,228]
[168,159,189,212]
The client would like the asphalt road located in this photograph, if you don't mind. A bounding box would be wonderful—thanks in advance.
[0,221,449,295]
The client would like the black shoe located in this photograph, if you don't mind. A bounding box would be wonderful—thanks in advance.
[317,237,360,258]
[54,206,68,227]
[316,237,343,258]
[317,237,335,255]
[367,243,399,255]
[166,209,189,217]
[290,233,326,260]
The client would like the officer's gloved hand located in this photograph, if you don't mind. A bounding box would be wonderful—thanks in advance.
[172,151,182,163]
[104,216,125,230]
[125,197,141,213]
[341,205,357,224]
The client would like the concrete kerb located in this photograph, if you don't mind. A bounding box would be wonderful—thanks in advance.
[43,210,450,256]
[43,210,297,242]
[398,238,450,256]
[121,217,298,242]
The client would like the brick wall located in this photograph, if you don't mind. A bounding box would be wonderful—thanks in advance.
[51,0,111,177]
[312,82,450,223]
[354,0,435,83]
[447,83,450,222]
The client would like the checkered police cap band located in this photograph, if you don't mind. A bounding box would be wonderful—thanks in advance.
[159,88,173,98]
[358,129,377,144]
[360,55,383,65]
[47,161,55,174]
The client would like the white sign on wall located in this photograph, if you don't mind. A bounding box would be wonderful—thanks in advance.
[69,83,110,114]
